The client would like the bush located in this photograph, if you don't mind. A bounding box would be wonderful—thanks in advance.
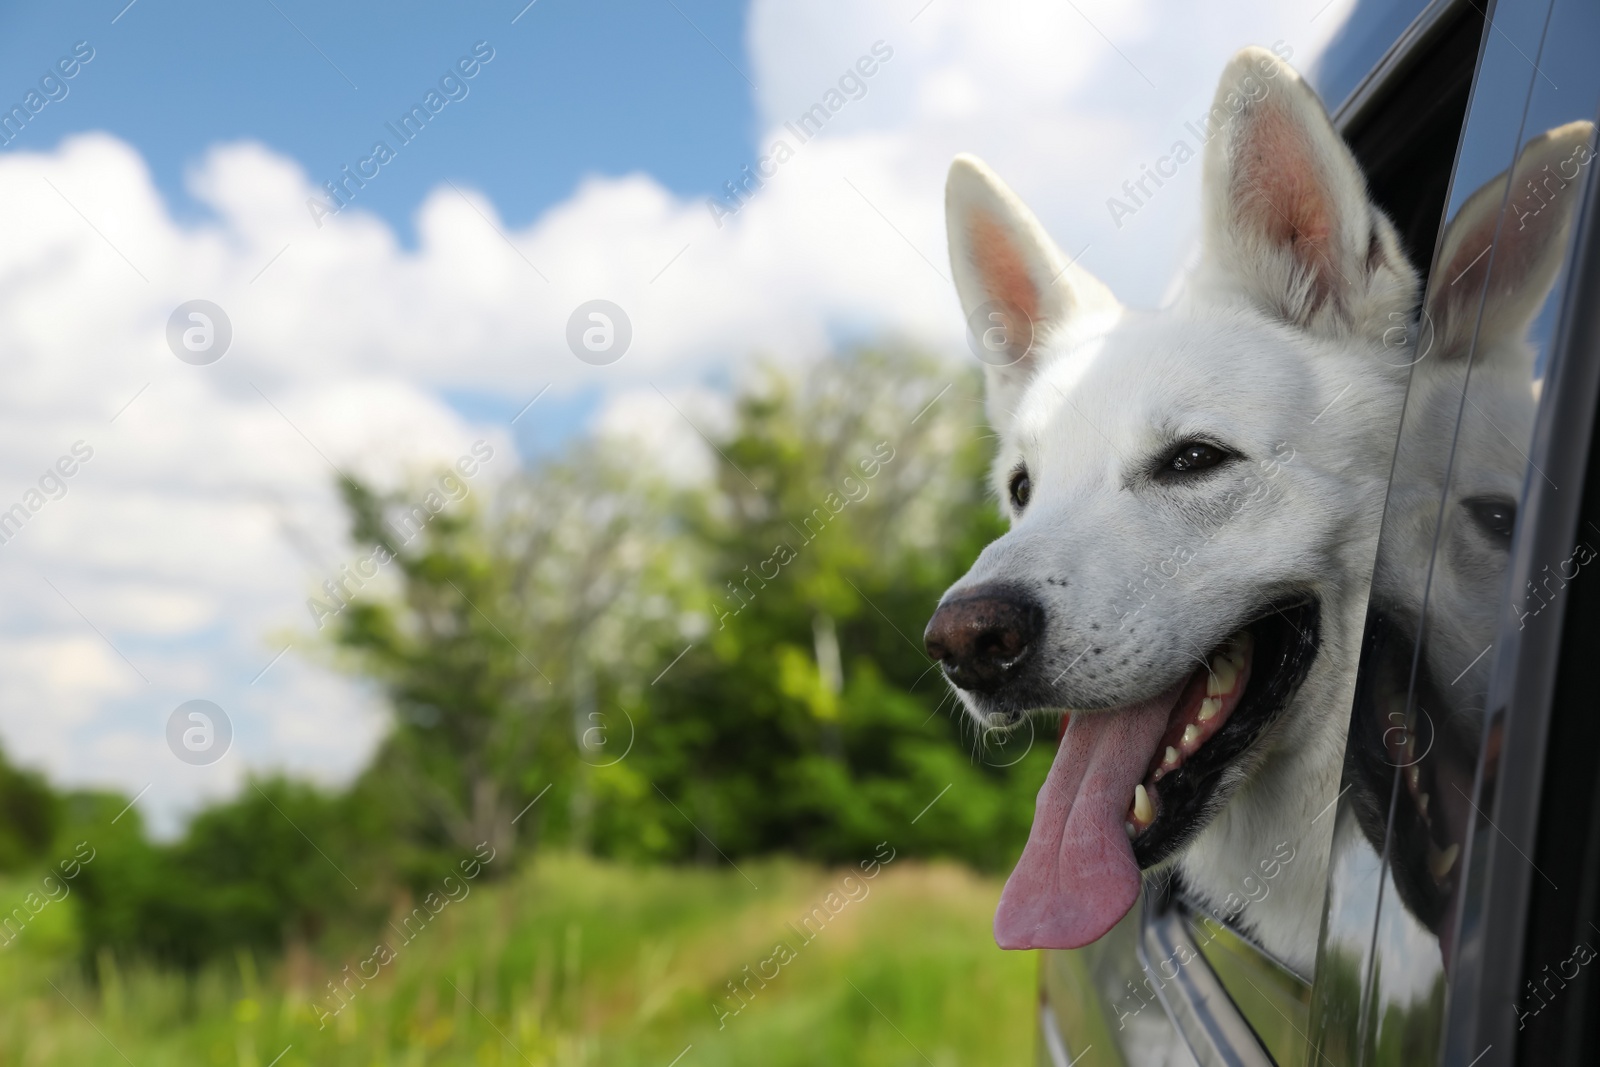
[0,745,57,872]
[74,778,395,969]
[43,347,1043,970]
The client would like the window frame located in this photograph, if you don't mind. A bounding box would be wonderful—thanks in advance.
[1439,48,1600,1066]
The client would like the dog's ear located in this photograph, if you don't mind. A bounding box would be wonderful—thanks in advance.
[947,154,1118,435]
[1428,120,1596,361]
[1196,47,1417,341]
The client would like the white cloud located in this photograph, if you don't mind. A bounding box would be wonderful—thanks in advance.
[0,0,1360,831]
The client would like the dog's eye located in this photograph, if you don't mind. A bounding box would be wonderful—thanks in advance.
[1165,441,1231,474]
[1463,496,1515,545]
[1009,466,1031,510]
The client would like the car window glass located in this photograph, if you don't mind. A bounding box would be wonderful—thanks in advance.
[1307,0,1434,114]
[1311,0,1600,1063]
[1515,284,1600,1062]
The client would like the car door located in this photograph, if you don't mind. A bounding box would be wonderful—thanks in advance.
[1306,0,1600,1063]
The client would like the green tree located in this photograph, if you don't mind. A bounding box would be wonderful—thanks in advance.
[321,432,702,870]
[65,347,1050,971]
[0,742,57,872]
[589,349,1048,868]
[319,348,1049,877]
[72,778,384,969]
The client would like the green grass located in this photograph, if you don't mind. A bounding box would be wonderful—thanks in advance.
[0,854,1037,1066]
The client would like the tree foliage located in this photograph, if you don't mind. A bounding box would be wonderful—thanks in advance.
[7,348,1052,968]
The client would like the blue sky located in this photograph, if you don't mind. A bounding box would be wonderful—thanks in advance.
[0,0,755,242]
[0,0,1374,829]
[0,0,762,461]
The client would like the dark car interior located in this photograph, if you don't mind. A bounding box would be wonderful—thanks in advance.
[1340,3,1485,277]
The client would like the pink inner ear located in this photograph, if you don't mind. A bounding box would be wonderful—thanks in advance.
[1234,105,1340,302]
[1430,126,1593,354]
[1436,194,1500,314]
[970,211,1040,323]
[1474,137,1586,294]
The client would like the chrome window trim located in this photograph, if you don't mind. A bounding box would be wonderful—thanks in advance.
[1330,0,1479,133]
[1176,890,1312,987]
[1139,895,1276,1067]
[1040,1001,1075,1067]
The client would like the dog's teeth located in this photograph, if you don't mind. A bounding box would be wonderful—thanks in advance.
[1133,783,1153,825]
[1226,631,1251,669]
[1163,745,1179,768]
[1181,724,1200,750]
[1199,696,1222,722]
[1126,821,1138,839]
[1207,657,1237,696]
[1427,841,1460,880]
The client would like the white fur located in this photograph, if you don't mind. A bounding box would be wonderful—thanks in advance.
[939,47,1421,972]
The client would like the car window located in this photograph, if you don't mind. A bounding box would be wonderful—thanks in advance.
[1433,0,1600,1060]
[1310,0,1600,1062]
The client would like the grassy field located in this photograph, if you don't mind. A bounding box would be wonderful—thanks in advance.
[0,854,1037,1066]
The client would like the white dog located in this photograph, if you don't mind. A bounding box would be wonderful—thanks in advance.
[923,47,1420,973]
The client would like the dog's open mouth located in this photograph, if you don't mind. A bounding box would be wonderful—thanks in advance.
[993,598,1320,950]
[1124,599,1321,866]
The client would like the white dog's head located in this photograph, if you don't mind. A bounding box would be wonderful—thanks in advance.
[924,47,1420,951]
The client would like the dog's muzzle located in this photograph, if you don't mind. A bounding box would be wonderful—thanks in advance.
[923,584,1043,693]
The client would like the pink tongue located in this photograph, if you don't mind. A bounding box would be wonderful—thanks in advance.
[994,687,1179,949]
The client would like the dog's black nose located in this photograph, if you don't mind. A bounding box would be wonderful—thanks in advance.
[924,586,1043,693]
